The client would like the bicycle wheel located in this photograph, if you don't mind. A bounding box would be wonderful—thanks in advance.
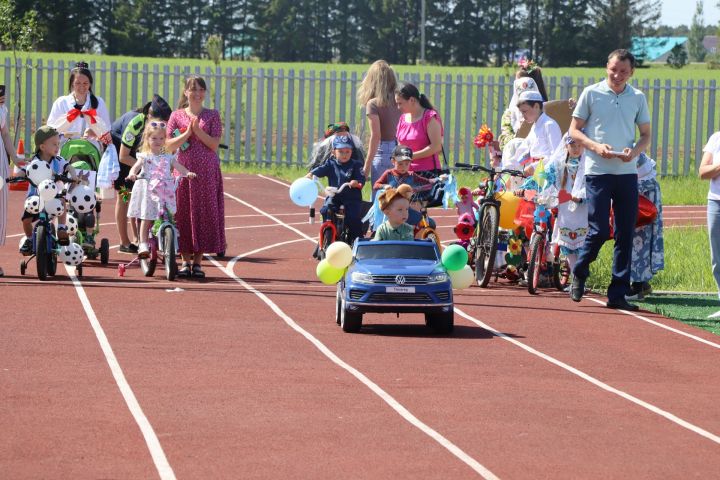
[162,226,177,281]
[140,238,158,277]
[99,238,110,264]
[474,205,499,288]
[553,255,571,291]
[35,224,50,281]
[527,233,545,295]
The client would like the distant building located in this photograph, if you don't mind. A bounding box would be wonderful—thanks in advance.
[704,35,718,55]
[632,36,688,63]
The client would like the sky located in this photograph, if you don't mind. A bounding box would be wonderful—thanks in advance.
[661,0,720,27]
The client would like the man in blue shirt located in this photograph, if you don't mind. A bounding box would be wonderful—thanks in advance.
[568,49,651,311]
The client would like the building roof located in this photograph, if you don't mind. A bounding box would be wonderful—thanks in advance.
[632,37,688,61]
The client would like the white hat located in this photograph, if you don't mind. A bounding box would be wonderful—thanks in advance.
[517,90,544,105]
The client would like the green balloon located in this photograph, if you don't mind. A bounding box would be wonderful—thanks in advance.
[441,244,469,271]
[316,259,345,285]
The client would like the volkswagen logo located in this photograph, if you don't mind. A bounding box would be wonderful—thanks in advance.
[395,275,406,285]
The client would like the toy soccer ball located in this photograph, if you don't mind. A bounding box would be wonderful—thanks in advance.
[59,242,84,266]
[66,214,78,236]
[24,195,42,214]
[69,185,96,213]
[26,159,53,185]
[37,178,58,201]
[44,197,64,218]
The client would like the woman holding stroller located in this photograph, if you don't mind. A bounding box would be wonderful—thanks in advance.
[166,75,226,279]
[395,83,444,177]
[110,94,172,254]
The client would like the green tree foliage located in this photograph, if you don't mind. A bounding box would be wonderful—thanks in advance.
[667,43,689,68]
[687,1,706,62]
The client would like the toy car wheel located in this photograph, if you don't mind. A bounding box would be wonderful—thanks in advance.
[335,283,343,325]
[100,238,110,264]
[425,311,454,334]
[340,299,362,333]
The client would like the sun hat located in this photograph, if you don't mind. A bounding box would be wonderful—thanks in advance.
[378,184,413,211]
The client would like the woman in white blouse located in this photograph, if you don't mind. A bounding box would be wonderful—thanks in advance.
[47,62,111,149]
[700,131,720,318]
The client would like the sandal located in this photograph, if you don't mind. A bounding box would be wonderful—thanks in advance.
[191,264,205,278]
[177,263,191,278]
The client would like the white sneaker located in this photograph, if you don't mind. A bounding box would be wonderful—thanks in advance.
[138,242,150,259]
[708,310,720,319]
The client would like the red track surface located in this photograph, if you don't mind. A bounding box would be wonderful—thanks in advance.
[2,174,719,479]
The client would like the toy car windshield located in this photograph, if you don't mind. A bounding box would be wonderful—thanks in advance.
[355,243,438,261]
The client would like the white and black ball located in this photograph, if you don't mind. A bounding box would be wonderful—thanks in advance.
[69,185,96,213]
[66,214,78,236]
[37,178,58,201]
[59,242,83,266]
[24,195,42,214]
[26,159,53,185]
[43,197,64,218]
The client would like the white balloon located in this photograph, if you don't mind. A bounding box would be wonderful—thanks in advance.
[24,195,42,214]
[26,159,53,185]
[69,185,96,214]
[66,214,78,236]
[43,197,64,218]
[37,178,58,201]
[60,242,83,266]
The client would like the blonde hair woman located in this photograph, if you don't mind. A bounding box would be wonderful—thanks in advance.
[357,60,400,201]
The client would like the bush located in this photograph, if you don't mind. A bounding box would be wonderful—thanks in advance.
[206,35,222,66]
[666,44,688,69]
[707,53,720,70]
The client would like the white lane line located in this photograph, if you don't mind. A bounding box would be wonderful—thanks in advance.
[454,306,720,445]
[64,266,176,480]
[584,297,720,350]
[226,213,306,218]
[206,252,498,480]
[257,174,291,187]
[224,192,316,242]
[224,221,308,231]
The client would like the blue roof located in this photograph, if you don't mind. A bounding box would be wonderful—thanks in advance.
[632,37,688,61]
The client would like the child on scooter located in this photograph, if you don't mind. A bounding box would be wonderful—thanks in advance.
[126,122,196,258]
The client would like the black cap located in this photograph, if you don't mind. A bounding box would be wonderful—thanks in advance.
[392,144,413,161]
[149,94,172,121]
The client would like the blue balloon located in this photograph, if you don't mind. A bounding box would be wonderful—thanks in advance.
[289,177,318,207]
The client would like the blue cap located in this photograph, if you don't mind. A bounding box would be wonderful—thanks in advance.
[332,135,353,150]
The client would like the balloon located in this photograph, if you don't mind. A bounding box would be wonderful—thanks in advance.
[441,244,469,271]
[289,177,318,207]
[496,191,521,230]
[66,214,78,236]
[43,197,64,218]
[24,195,42,214]
[316,259,345,285]
[448,265,474,289]
[37,178,58,201]
[325,241,353,269]
[26,159,53,185]
[59,243,83,266]
[69,185,96,213]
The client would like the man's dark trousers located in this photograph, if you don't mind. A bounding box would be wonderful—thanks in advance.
[573,174,638,303]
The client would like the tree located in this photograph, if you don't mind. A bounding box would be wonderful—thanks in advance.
[666,42,688,68]
[206,34,223,65]
[688,1,706,62]
[0,0,42,143]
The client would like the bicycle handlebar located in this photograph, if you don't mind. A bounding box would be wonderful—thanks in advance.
[454,162,525,178]
[324,182,361,197]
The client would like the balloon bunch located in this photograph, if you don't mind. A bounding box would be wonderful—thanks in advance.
[316,242,353,285]
[441,244,473,289]
[473,125,494,149]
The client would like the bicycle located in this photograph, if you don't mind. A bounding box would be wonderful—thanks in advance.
[410,183,442,251]
[454,163,525,287]
[7,173,81,280]
[523,189,562,294]
[313,180,364,260]
[118,176,181,281]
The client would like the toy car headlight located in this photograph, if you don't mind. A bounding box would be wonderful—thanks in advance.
[351,271,374,284]
[428,271,449,284]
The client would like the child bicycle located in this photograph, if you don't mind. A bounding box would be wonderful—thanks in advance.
[312,180,366,260]
[454,163,525,287]
[409,182,442,251]
[118,175,181,281]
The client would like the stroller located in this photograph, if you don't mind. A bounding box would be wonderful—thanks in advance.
[60,139,110,264]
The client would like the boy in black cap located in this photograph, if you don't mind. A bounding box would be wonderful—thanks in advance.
[110,94,172,253]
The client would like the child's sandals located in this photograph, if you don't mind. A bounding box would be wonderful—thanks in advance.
[177,262,191,278]
[191,264,205,278]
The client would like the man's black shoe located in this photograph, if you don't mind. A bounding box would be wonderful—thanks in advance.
[570,276,585,302]
[606,299,640,311]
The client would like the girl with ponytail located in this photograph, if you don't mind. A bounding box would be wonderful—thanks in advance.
[395,83,444,174]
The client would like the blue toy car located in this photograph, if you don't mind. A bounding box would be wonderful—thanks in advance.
[336,239,454,334]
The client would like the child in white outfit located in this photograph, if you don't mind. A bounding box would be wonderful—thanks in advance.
[127,122,195,257]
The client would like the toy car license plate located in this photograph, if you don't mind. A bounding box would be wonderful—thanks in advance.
[386,286,415,293]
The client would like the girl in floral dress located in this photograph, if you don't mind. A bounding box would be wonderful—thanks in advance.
[166,76,226,278]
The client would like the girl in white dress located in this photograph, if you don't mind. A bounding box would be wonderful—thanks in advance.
[126,122,195,257]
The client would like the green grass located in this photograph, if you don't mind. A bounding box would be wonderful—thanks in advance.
[586,226,715,293]
[635,295,720,336]
[3,52,718,176]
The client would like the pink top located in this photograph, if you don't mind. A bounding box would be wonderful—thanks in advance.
[396,108,444,172]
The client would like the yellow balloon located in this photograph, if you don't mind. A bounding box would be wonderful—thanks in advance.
[448,265,474,289]
[316,259,345,285]
[325,241,353,269]
[496,191,520,230]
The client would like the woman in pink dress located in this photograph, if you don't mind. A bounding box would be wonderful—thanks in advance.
[166,76,226,278]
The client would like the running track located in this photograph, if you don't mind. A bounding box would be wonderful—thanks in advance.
[1,174,719,479]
